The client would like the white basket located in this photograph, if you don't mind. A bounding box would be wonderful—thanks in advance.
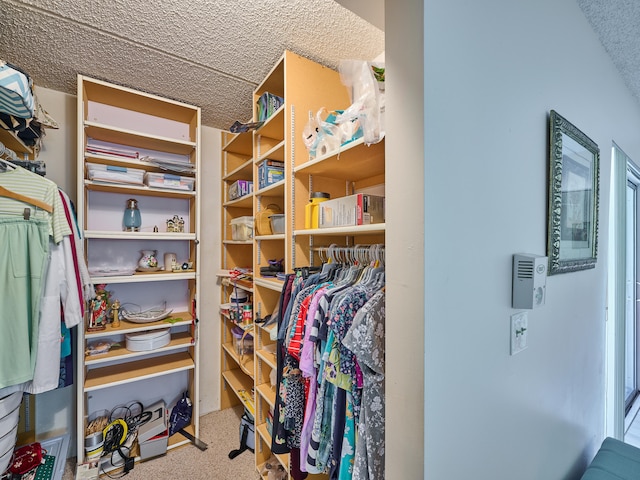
[0,392,22,473]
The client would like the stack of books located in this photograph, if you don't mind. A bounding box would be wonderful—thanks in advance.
[256,92,284,122]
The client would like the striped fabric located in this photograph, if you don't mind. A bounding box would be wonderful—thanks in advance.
[0,166,71,244]
[0,61,34,119]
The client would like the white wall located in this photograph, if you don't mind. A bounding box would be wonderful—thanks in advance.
[198,126,222,415]
[32,87,78,444]
[29,86,223,455]
[385,1,425,478]
[418,0,640,478]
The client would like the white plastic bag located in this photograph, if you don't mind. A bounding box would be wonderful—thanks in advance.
[336,60,385,145]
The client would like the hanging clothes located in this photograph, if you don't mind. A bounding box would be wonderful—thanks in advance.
[343,289,386,480]
[0,163,90,395]
[0,217,49,388]
[269,244,386,480]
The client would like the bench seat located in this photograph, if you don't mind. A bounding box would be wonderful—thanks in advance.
[581,437,640,479]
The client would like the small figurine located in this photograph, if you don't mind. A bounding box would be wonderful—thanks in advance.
[88,284,111,331]
[166,215,185,233]
[111,299,121,328]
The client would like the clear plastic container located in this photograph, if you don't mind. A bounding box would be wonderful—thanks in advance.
[269,214,285,234]
[230,216,254,241]
[232,326,254,355]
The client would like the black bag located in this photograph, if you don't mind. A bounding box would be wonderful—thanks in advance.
[168,392,192,436]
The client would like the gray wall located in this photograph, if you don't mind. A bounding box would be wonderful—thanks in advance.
[417,0,640,478]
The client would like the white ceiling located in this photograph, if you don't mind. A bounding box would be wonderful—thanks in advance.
[0,0,384,129]
[2,1,638,131]
[577,0,640,107]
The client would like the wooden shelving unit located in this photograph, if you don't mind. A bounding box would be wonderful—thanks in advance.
[76,75,201,465]
[221,50,372,479]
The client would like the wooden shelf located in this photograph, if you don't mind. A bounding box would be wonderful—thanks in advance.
[82,77,198,124]
[223,239,253,246]
[84,121,196,156]
[254,179,285,197]
[89,270,196,284]
[255,140,285,163]
[222,342,254,377]
[0,121,34,159]
[256,383,276,408]
[84,230,196,240]
[255,106,284,140]
[256,349,276,370]
[223,193,253,208]
[256,423,272,445]
[223,157,253,182]
[222,131,253,156]
[254,55,284,98]
[84,351,194,391]
[85,331,194,365]
[221,277,254,293]
[85,312,192,339]
[253,277,284,291]
[294,223,386,236]
[221,369,255,414]
[84,179,196,198]
[294,137,385,180]
[255,424,289,469]
[255,233,286,241]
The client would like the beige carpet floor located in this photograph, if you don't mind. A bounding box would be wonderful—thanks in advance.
[63,406,260,479]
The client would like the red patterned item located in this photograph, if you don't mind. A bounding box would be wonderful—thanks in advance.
[9,442,44,475]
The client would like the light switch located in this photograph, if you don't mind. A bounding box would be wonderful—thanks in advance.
[511,312,528,355]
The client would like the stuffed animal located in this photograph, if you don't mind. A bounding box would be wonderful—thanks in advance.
[260,454,287,480]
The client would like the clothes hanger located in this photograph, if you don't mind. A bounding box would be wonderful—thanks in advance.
[0,157,53,213]
[0,185,53,213]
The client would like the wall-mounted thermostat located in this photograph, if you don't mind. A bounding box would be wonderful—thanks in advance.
[512,254,548,309]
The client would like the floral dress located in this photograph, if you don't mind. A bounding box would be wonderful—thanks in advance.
[342,290,386,480]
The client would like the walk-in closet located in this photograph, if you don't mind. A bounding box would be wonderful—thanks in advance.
[0,1,427,479]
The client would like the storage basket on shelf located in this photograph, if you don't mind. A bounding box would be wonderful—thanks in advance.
[255,204,282,236]
[269,214,285,234]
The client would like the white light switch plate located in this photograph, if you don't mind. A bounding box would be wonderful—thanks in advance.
[511,312,528,355]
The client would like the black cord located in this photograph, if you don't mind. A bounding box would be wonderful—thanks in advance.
[98,400,156,478]
[103,422,127,454]
[99,445,133,479]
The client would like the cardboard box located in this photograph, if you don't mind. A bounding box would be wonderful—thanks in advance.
[139,429,168,460]
[318,194,385,228]
[139,400,168,460]
[228,179,253,200]
[257,160,284,190]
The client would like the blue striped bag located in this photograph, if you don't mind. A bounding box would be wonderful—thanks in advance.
[0,61,34,118]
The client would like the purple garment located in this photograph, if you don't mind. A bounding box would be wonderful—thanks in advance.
[299,286,327,469]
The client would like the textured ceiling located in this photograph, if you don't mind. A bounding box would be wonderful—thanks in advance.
[577,0,640,108]
[0,0,384,129]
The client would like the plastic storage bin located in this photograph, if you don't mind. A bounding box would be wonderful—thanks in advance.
[232,326,254,356]
[269,214,285,234]
[139,430,168,460]
[87,163,145,185]
[230,216,254,241]
[144,172,195,191]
